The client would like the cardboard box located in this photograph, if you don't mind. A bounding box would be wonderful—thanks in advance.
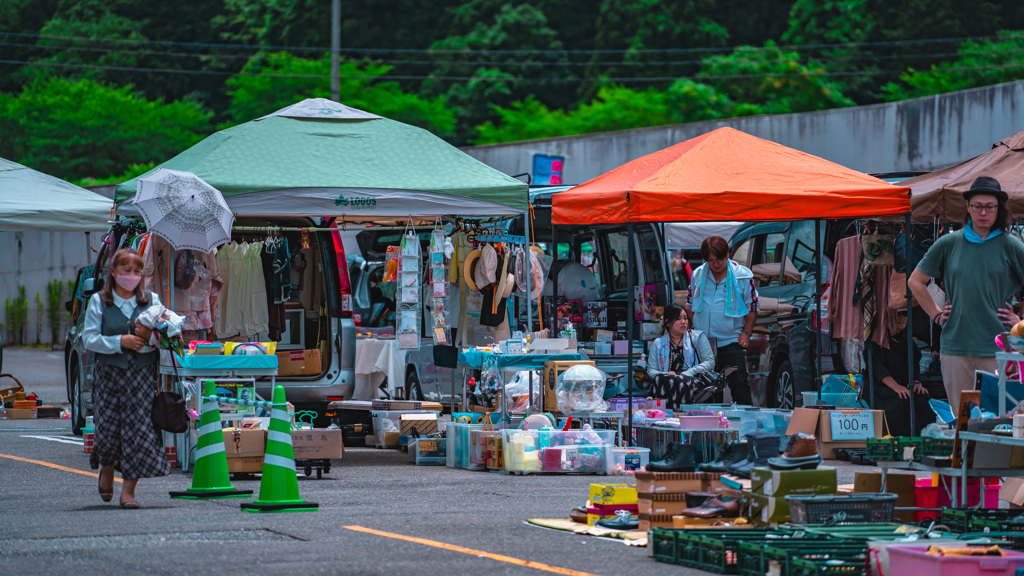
[1000,476,1024,508]
[543,360,595,412]
[639,494,689,516]
[749,493,790,524]
[380,431,400,447]
[785,407,888,459]
[672,516,748,529]
[291,429,343,460]
[399,414,438,436]
[634,472,719,495]
[750,467,837,497]
[852,470,916,522]
[223,428,266,473]
[638,514,675,531]
[275,349,322,377]
[7,408,37,419]
[590,483,638,505]
[971,438,1024,469]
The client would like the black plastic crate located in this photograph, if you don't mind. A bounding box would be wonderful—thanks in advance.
[786,493,897,524]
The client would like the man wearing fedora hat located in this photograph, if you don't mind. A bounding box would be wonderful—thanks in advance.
[909,176,1024,409]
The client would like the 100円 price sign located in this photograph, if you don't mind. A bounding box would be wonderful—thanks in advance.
[829,411,875,440]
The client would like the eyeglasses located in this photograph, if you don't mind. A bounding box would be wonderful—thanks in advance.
[969,203,998,214]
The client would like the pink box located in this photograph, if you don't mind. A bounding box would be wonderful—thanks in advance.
[645,398,668,410]
[678,415,725,429]
[888,545,1024,576]
[613,340,628,355]
[914,477,999,520]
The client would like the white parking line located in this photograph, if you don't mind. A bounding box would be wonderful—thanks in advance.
[21,435,83,445]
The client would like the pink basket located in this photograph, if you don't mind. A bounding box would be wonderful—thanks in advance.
[887,545,1024,576]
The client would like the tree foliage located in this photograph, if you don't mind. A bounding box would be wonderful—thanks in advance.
[223,52,455,136]
[0,78,211,180]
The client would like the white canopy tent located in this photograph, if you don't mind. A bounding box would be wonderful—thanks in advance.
[664,221,743,249]
[0,158,113,231]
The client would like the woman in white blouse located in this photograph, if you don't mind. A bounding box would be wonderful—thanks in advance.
[82,248,170,508]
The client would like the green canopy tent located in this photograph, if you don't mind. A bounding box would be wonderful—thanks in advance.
[115,99,528,222]
[1,157,112,231]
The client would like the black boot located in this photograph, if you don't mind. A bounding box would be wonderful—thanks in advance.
[727,434,781,479]
[723,435,757,476]
[647,442,696,472]
[701,442,749,473]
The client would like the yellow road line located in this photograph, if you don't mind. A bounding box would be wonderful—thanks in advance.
[0,453,122,482]
[343,525,599,576]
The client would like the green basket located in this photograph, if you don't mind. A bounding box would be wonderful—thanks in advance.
[737,540,868,576]
[676,529,795,573]
[922,436,954,457]
[864,438,896,462]
[942,508,1020,533]
[971,517,1024,533]
[650,527,678,564]
[789,556,867,576]
[894,436,923,462]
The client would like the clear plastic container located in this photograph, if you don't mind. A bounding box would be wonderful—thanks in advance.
[503,428,614,474]
[371,410,439,446]
[801,391,865,408]
[612,447,650,474]
[445,421,485,470]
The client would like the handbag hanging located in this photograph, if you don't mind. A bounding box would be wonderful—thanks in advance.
[692,334,727,392]
[152,391,189,433]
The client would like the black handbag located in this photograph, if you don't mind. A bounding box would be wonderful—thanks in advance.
[693,338,727,391]
[151,391,188,433]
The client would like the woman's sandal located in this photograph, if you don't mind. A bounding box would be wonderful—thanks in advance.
[119,498,140,509]
[98,472,113,502]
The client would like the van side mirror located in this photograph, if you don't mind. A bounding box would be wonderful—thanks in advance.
[83,277,102,295]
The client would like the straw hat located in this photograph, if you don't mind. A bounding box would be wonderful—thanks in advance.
[496,251,513,303]
[474,244,498,289]
[462,249,481,292]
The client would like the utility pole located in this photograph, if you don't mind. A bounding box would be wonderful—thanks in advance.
[331,0,340,102]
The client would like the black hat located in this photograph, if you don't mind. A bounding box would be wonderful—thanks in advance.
[963,175,1008,202]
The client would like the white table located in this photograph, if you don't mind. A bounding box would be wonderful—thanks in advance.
[354,337,407,400]
[994,352,1024,415]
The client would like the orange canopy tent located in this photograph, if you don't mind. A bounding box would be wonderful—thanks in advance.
[551,127,910,225]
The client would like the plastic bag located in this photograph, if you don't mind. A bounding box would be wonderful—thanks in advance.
[556,364,608,414]
[504,370,542,412]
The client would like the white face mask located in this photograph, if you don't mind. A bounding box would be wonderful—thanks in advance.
[115,274,142,292]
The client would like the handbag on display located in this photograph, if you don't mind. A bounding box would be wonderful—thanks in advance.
[151,391,189,433]
[693,337,726,392]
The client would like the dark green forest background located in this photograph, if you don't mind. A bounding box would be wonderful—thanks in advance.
[2,0,1023,184]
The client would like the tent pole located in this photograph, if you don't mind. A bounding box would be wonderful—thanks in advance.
[815,219,822,403]
[551,224,559,332]
[524,214,533,333]
[905,212,915,435]
[627,222,635,448]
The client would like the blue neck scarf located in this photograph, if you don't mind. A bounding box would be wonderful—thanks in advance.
[690,260,750,318]
[964,220,1002,244]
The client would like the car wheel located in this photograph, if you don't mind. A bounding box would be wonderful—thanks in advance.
[405,371,423,401]
[772,359,796,410]
[71,364,86,436]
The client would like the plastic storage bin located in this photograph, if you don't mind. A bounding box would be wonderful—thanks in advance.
[914,477,1000,521]
[801,391,866,408]
[613,447,650,474]
[371,410,439,447]
[412,437,446,466]
[502,429,541,473]
[446,421,485,470]
[887,544,1024,575]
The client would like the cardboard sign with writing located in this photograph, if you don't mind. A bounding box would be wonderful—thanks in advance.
[952,390,980,468]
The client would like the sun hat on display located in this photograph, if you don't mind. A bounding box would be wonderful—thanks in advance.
[473,244,498,289]
[462,249,481,292]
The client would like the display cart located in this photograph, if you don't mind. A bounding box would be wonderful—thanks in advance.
[158,352,278,472]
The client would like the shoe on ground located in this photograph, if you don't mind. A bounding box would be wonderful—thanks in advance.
[767,433,822,470]
[678,497,740,518]
[647,442,696,472]
[700,442,748,473]
[596,509,639,530]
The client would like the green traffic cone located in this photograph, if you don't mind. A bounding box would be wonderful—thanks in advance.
[241,385,317,513]
[170,380,253,499]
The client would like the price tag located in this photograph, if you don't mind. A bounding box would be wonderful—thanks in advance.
[829,411,875,440]
[420,440,438,453]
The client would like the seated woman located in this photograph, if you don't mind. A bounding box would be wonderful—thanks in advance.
[869,308,933,436]
[646,304,719,409]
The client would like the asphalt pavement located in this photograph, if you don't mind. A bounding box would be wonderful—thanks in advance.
[0,347,915,576]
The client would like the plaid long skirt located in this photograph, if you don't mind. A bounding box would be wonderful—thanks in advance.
[89,355,170,479]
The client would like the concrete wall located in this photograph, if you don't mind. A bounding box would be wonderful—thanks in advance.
[1,185,112,346]
[464,80,1024,185]
[0,230,104,345]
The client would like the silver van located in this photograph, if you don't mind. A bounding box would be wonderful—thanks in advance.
[64,217,357,434]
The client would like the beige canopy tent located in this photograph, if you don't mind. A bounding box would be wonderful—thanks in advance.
[908,129,1024,223]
